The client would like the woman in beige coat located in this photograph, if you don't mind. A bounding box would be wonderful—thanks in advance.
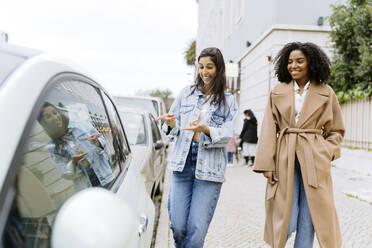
[253,42,345,248]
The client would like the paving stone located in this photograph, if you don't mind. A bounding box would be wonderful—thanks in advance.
[155,159,372,248]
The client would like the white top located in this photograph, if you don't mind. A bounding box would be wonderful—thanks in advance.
[198,97,212,125]
[294,81,310,123]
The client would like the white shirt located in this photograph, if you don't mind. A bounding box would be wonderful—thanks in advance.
[198,97,212,125]
[294,81,310,123]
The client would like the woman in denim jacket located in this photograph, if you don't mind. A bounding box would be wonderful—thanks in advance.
[38,102,115,189]
[158,47,238,247]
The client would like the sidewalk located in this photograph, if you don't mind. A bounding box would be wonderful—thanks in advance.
[332,148,372,203]
[154,148,372,247]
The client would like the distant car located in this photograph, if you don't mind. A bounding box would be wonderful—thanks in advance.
[0,43,154,248]
[118,108,167,199]
[113,95,170,153]
[113,95,166,119]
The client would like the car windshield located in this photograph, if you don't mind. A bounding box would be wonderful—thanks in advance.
[114,97,159,117]
[121,112,147,145]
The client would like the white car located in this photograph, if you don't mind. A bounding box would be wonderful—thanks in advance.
[118,108,167,199]
[113,95,170,157]
[0,43,154,248]
[113,95,167,119]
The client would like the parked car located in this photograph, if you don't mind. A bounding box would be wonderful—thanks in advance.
[113,95,166,119]
[113,95,170,156]
[0,43,154,248]
[118,107,167,199]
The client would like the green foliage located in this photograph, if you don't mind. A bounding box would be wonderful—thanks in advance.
[184,40,196,66]
[328,0,372,103]
[149,88,174,112]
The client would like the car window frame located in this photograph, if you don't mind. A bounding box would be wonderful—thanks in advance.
[99,90,133,192]
[0,72,132,237]
[148,113,162,143]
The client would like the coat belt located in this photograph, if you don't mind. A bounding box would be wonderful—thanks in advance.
[275,127,322,189]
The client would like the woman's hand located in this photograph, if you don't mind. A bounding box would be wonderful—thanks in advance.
[89,133,102,147]
[182,120,210,136]
[263,171,278,185]
[72,149,89,167]
[156,113,176,128]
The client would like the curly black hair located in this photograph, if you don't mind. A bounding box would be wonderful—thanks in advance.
[274,42,331,84]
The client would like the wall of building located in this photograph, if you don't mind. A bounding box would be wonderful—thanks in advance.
[235,25,332,135]
[196,0,344,62]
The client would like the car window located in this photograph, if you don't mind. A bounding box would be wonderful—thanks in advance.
[1,77,122,247]
[120,112,147,146]
[151,100,159,117]
[149,114,161,143]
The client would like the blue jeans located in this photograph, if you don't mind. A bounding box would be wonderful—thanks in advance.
[286,155,315,248]
[168,141,222,248]
[227,152,234,164]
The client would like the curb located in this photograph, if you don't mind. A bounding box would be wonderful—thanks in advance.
[154,169,172,247]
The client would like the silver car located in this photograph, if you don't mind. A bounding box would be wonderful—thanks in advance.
[0,43,154,247]
[118,108,167,199]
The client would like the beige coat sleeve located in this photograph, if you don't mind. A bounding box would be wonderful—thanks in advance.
[253,92,278,172]
[323,88,345,161]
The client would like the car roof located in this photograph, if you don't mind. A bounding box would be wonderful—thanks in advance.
[0,43,42,88]
[113,95,163,102]
[117,106,152,117]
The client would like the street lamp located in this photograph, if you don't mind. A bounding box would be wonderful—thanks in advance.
[226,88,240,95]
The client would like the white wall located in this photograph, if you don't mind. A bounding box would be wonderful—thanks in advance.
[196,0,344,62]
[235,25,332,136]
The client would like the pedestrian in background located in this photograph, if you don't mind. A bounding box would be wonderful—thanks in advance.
[239,109,258,166]
[227,134,240,167]
[157,47,237,248]
[253,42,345,248]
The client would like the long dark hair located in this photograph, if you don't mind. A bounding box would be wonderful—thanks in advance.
[37,102,69,142]
[274,42,331,84]
[244,109,257,125]
[192,47,227,108]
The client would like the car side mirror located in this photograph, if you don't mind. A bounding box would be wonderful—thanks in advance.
[52,188,137,248]
[153,140,164,150]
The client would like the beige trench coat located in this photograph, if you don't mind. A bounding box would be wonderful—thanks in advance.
[253,81,345,248]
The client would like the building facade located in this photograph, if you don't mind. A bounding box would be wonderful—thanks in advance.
[196,0,345,134]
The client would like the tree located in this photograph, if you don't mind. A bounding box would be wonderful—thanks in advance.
[328,0,372,103]
[149,88,174,112]
[184,40,196,66]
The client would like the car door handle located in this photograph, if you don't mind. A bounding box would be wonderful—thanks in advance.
[138,214,149,236]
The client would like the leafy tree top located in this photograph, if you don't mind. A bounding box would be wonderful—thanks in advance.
[328,0,372,103]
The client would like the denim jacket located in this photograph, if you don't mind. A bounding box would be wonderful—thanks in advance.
[49,127,115,187]
[162,86,238,182]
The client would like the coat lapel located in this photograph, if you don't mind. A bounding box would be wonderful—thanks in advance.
[271,82,295,126]
[297,82,329,127]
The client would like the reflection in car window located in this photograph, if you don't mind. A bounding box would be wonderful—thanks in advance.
[2,78,121,247]
[37,102,115,189]
[120,112,147,146]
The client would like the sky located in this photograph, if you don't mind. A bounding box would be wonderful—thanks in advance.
[0,0,198,97]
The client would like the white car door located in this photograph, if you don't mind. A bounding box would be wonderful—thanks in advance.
[0,71,154,247]
[100,92,155,247]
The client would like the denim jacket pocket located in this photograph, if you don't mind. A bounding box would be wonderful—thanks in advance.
[180,105,194,114]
